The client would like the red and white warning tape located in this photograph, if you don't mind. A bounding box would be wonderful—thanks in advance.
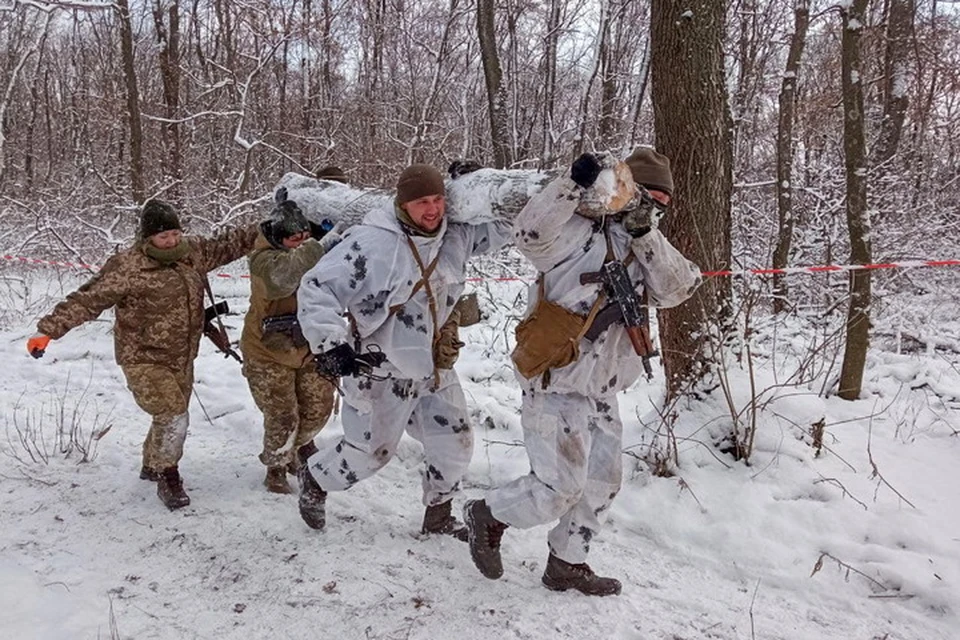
[3,253,959,281]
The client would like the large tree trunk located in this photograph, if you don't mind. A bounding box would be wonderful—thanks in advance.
[872,0,914,170]
[153,0,183,204]
[838,0,872,400]
[772,0,810,314]
[650,0,733,400]
[117,0,145,203]
[477,0,513,168]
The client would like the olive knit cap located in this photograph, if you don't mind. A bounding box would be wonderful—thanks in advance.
[396,164,445,205]
[625,148,674,196]
[140,199,182,238]
[315,165,349,183]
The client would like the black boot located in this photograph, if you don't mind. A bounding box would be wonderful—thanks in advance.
[289,440,319,475]
[463,499,509,579]
[140,466,160,481]
[156,467,190,510]
[541,553,622,596]
[421,500,468,541]
[298,463,327,530]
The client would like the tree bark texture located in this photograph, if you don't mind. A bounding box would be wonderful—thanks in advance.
[477,0,513,168]
[772,0,810,313]
[118,0,145,203]
[838,0,872,401]
[650,0,734,400]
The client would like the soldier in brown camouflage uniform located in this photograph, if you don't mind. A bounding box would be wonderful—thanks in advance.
[29,200,258,510]
[241,190,340,494]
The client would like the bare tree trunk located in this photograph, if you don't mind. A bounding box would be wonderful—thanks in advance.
[651,0,733,400]
[772,0,810,314]
[838,0,872,400]
[541,0,561,166]
[117,0,145,203]
[574,0,608,155]
[477,0,513,168]
[872,0,914,170]
[153,0,183,204]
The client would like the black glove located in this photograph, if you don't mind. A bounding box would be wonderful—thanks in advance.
[570,153,603,189]
[315,343,386,378]
[309,218,335,240]
[448,159,482,179]
[275,186,288,205]
[621,190,668,238]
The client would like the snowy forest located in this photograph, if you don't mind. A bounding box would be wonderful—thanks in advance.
[2,0,959,639]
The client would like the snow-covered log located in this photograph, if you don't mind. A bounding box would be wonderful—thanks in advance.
[273,156,633,227]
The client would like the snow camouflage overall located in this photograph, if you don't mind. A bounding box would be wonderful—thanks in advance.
[485,175,701,564]
[241,232,335,475]
[37,225,259,474]
[297,205,511,507]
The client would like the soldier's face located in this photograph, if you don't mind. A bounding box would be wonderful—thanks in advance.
[282,230,310,249]
[402,194,445,232]
[647,189,671,206]
[150,229,182,249]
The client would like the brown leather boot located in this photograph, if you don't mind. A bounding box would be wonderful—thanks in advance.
[463,499,509,579]
[288,441,320,475]
[421,500,468,541]
[156,467,190,510]
[298,463,327,530]
[541,553,622,596]
[140,466,160,481]
[264,466,293,494]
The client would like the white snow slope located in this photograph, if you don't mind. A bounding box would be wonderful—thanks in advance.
[1,261,958,640]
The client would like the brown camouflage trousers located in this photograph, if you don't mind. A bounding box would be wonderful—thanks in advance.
[122,364,194,472]
[243,358,335,467]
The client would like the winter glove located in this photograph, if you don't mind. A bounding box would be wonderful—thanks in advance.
[570,153,603,189]
[433,316,465,370]
[314,343,386,378]
[448,159,483,179]
[309,218,335,240]
[27,334,51,359]
[316,221,345,253]
[621,190,668,238]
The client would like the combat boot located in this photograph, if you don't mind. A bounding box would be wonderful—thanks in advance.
[298,463,327,530]
[156,467,190,510]
[463,499,509,579]
[541,553,622,596]
[289,440,319,475]
[139,466,160,481]
[421,500,468,541]
[264,466,293,494]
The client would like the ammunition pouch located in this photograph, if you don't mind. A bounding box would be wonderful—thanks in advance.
[261,313,308,352]
[511,297,589,380]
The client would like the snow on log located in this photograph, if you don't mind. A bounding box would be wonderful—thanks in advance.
[274,168,556,228]
[273,156,633,228]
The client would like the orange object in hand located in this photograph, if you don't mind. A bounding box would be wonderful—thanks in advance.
[27,335,51,359]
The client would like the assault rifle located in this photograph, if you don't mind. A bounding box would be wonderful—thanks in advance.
[203,301,242,362]
[261,313,307,348]
[580,260,659,377]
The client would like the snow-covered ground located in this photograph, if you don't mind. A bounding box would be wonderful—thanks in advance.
[1,262,958,640]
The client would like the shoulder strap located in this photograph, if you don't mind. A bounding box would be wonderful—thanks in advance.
[388,237,442,316]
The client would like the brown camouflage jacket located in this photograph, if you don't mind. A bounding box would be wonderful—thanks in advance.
[240,231,326,368]
[37,224,258,371]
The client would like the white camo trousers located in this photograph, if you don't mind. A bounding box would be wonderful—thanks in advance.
[486,385,624,564]
[305,369,474,507]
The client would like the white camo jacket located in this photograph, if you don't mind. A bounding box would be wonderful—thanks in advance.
[512,175,702,396]
[298,206,512,380]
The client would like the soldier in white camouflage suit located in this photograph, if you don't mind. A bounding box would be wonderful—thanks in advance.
[464,149,702,595]
[296,163,511,538]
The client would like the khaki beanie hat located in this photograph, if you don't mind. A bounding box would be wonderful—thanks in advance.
[396,164,445,205]
[315,165,349,183]
[625,148,674,195]
[140,199,182,238]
